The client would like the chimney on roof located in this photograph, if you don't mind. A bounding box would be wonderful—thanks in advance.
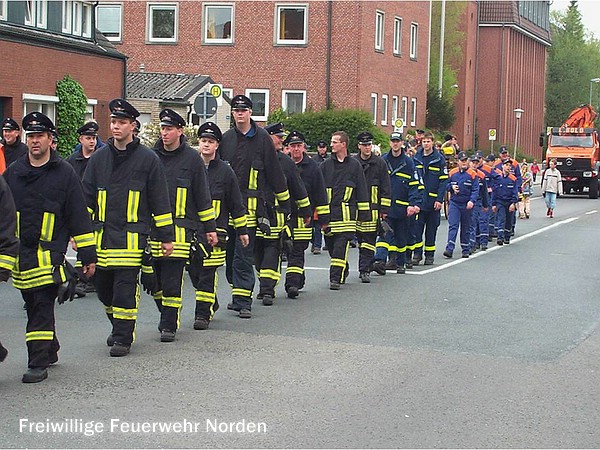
[139,63,145,73]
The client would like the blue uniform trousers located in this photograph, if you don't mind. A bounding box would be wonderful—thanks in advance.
[226,226,257,310]
[374,217,409,266]
[413,209,441,258]
[495,201,513,242]
[446,201,473,255]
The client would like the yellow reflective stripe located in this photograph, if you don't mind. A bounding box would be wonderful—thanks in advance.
[424,245,436,251]
[395,172,411,179]
[127,231,138,250]
[380,197,391,207]
[371,186,378,204]
[376,241,389,249]
[112,306,138,320]
[357,201,370,211]
[409,181,419,186]
[37,246,51,268]
[162,296,182,308]
[87,206,94,216]
[0,254,16,270]
[212,199,222,221]
[232,288,252,297]
[276,189,290,202]
[25,331,54,342]
[342,204,350,222]
[127,190,140,222]
[154,212,173,227]
[233,215,247,228]
[439,175,449,180]
[428,192,438,197]
[259,268,281,281]
[418,185,425,190]
[286,266,304,274]
[16,211,20,238]
[97,189,106,222]
[330,258,346,268]
[73,232,95,248]
[396,200,409,206]
[296,196,310,208]
[343,186,353,202]
[175,225,186,243]
[247,197,257,215]
[316,205,330,215]
[326,188,332,202]
[359,242,376,252]
[249,168,258,190]
[40,212,55,242]
[196,290,216,302]
[198,207,216,222]
[176,187,187,218]
[429,166,440,171]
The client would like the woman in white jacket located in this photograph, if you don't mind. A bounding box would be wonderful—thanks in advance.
[541,159,563,218]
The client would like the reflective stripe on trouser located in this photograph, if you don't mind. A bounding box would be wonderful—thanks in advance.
[285,240,309,291]
[495,201,513,241]
[225,226,256,310]
[254,235,281,297]
[357,231,377,273]
[388,216,410,266]
[413,209,441,258]
[446,202,473,254]
[21,284,60,369]
[94,268,140,346]
[153,258,186,332]
[324,231,352,284]
[189,265,219,321]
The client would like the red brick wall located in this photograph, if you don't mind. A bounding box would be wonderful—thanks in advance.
[0,40,125,137]
[112,0,429,130]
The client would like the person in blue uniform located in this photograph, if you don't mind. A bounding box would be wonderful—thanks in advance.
[443,152,479,258]
[491,159,519,245]
[468,152,489,253]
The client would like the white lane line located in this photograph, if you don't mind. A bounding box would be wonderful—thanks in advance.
[585,210,597,215]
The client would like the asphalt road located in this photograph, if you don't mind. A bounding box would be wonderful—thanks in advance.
[1,192,600,448]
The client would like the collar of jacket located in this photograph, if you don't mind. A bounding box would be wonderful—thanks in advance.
[155,135,187,157]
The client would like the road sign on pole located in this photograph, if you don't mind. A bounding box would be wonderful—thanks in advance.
[488,129,497,141]
[209,84,223,106]
[193,91,218,119]
[394,118,404,133]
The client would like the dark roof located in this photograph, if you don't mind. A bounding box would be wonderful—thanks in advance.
[479,1,551,45]
[127,72,213,102]
[0,22,125,60]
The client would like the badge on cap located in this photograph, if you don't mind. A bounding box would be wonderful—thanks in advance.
[22,112,55,133]
[357,131,373,145]
[283,131,305,146]
[457,151,469,160]
[265,122,285,136]
[231,95,252,110]
[2,118,20,131]
[109,98,140,120]
[159,108,186,128]
[197,121,223,142]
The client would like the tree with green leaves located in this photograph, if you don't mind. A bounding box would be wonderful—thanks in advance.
[55,75,87,158]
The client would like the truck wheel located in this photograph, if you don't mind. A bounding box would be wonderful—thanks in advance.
[589,178,599,199]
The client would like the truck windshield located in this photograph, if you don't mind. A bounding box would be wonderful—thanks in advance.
[550,135,594,148]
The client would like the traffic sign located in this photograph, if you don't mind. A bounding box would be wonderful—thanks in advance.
[209,84,223,106]
[488,129,497,141]
[394,118,404,128]
[194,91,218,119]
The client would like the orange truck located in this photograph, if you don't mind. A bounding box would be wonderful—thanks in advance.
[542,105,600,199]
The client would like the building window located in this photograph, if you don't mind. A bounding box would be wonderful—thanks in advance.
[22,93,59,123]
[381,94,388,126]
[148,3,178,43]
[138,113,152,127]
[401,96,408,124]
[409,22,418,59]
[84,100,97,122]
[370,93,377,125]
[82,2,92,37]
[96,3,122,41]
[410,98,417,127]
[72,1,82,35]
[282,90,306,115]
[25,0,47,28]
[245,89,269,122]
[391,96,398,123]
[62,0,72,33]
[375,10,384,51]
[276,4,307,45]
[0,0,6,21]
[203,3,234,44]
[393,17,402,55]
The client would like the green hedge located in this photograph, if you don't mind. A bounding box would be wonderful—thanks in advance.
[56,75,87,158]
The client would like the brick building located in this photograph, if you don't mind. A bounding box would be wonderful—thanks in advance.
[96,0,430,132]
[0,1,126,139]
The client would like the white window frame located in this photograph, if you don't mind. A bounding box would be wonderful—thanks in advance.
[22,93,59,123]
[282,89,307,114]
[72,1,82,36]
[96,3,123,42]
[370,93,377,125]
[381,94,388,126]
[391,96,399,123]
[203,3,234,45]
[245,89,270,122]
[393,17,402,55]
[82,2,92,38]
[25,0,47,28]
[0,0,7,21]
[410,98,417,127]
[375,10,384,51]
[275,4,308,46]
[401,96,408,124]
[84,99,97,122]
[62,0,72,33]
[148,3,178,43]
[410,22,418,59]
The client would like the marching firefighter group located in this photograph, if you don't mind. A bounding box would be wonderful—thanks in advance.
[0,95,525,384]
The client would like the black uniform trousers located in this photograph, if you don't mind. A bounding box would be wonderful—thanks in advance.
[154,258,186,332]
[94,268,140,346]
[22,284,60,369]
[188,247,225,321]
[413,209,441,259]
[254,235,281,298]
[357,230,377,273]
[226,226,257,310]
[324,231,353,284]
[285,240,309,292]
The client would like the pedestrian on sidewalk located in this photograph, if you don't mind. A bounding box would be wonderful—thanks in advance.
[519,163,533,219]
[541,159,563,218]
[531,160,540,183]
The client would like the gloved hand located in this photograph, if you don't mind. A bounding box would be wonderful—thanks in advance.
[257,217,271,236]
[280,225,293,255]
[190,234,211,265]
[216,230,228,247]
[0,269,10,283]
[57,262,78,305]
[140,245,157,295]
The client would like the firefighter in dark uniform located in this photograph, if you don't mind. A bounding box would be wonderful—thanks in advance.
[372,131,422,274]
[259,123,311,305]
[286,131,330,298]
[412,131,448,265]
[83,99,174,357]
[321,131,370,290]
[4,112,96,383]
[354,131,391,283]
[150,109,217,342]
[219,95,290,318]
[1,118,28,167]
[192,122,249,330]
[0,173,19,365]
[66,121,100,297]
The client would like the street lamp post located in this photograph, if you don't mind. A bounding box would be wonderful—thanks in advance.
[513,108,524,160]
[589,78,600,107]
